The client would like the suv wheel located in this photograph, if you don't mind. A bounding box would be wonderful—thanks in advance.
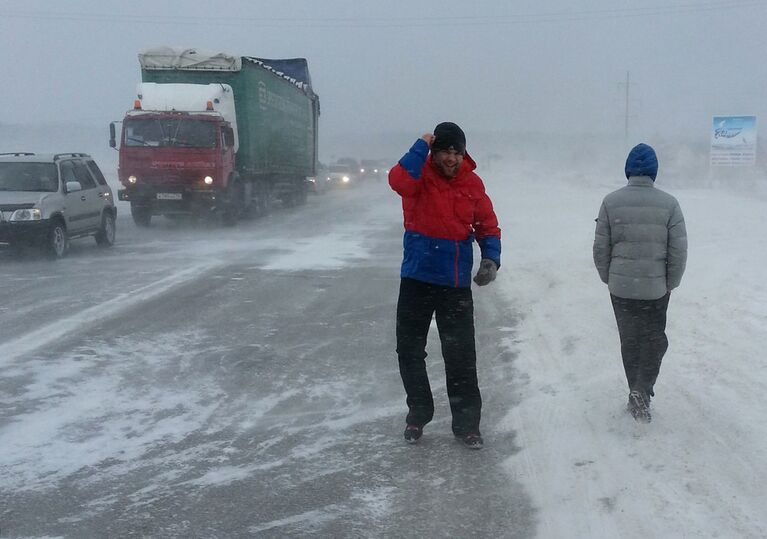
[95,212,116,247]
[44,221,68,259]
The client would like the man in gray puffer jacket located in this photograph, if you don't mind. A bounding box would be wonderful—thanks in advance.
[593,143,687,423]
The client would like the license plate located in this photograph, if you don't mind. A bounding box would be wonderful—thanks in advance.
[156,193,182,200]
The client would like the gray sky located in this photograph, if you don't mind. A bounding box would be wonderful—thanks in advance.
[1,0,766,152]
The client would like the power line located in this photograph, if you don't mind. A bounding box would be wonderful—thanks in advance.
[1,1,763,28]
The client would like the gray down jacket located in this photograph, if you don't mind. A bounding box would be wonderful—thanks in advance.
[593,176,687,300]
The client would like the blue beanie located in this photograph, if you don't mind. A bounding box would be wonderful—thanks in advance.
[625,143,658,181]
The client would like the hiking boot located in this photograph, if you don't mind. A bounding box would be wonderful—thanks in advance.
[404,424,423,444]
[627,390,652,423]
[456,432,484,450]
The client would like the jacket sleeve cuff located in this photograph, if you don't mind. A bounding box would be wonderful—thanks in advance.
[398,139,429,179]
[478,236,501,269]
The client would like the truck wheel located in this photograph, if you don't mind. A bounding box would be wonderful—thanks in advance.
[131,205,151,227]
[297,181,308,206]
[253,181,271,217]
[95,212,116,247]
[44,220,68,259]
[221,180,244,226]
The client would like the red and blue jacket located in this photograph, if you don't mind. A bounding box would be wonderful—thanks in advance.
[389,138,502,288]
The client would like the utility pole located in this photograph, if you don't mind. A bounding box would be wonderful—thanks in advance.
[624,71,630,145]
[618,71,638,147]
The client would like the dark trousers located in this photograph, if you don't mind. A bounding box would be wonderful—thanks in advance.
[610,293,670,398]
[396,278,481,436]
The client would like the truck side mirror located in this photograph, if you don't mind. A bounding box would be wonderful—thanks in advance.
[109,122,117,149]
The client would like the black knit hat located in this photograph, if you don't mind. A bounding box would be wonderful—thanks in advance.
[431,122,466,154]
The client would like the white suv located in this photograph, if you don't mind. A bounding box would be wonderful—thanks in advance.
[0,153,116,258]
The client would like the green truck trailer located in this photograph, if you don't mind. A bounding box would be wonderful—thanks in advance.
[112,47,320,225]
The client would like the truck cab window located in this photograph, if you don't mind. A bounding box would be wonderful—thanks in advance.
[125,120,163,147]
[124,118,216,148]
[223,127,235,149]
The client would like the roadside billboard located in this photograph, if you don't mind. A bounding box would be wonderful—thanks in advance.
[710,115,757,166]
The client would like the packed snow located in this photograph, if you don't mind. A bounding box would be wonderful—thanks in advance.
[488,157,767,538]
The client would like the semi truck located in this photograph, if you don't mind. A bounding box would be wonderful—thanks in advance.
[110,47,320,226]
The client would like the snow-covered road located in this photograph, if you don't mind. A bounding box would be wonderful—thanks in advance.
[1,157,766,538]
[1,183,534,538]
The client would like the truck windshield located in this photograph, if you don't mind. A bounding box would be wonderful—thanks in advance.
[0,163,58,192]
[124,118,217,149]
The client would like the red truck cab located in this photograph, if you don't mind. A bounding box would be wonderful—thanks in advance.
[116,110,235,226]
[111,83,240,226]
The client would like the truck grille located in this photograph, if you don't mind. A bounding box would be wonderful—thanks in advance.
[144,173,183,183]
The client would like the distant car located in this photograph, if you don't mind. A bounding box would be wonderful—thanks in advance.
[0,152,116,258]
[360,159,391,182]
[325,164,356,188]
[358,160,376,181]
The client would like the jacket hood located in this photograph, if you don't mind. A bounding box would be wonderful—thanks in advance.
[625,143,658,181]
[462,152,477,171]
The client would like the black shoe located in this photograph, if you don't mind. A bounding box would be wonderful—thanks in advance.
[404,424,423,444]
[627,390,651,423]
[456,432,484,450]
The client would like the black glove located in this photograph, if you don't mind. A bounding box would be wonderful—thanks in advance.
[473,259,498,286]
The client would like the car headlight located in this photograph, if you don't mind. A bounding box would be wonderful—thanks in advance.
[10,208,42,221]
[128,175,138,184]
[360,168,365,174]
[342,176,350,183]
[203,176,214,185]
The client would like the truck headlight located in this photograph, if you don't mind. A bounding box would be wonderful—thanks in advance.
[128,175,138,184]
[342,176,350,183]
[203,176,214,185]
[10,208,42,221]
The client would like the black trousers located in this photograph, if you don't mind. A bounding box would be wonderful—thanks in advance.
[396,278,481,436]
[610,293,670,398]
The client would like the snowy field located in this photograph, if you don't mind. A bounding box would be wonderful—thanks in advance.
[487,157,767,538]
[1,126,766,537]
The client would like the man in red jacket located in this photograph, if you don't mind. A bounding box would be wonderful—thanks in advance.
[389,122,501,449]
